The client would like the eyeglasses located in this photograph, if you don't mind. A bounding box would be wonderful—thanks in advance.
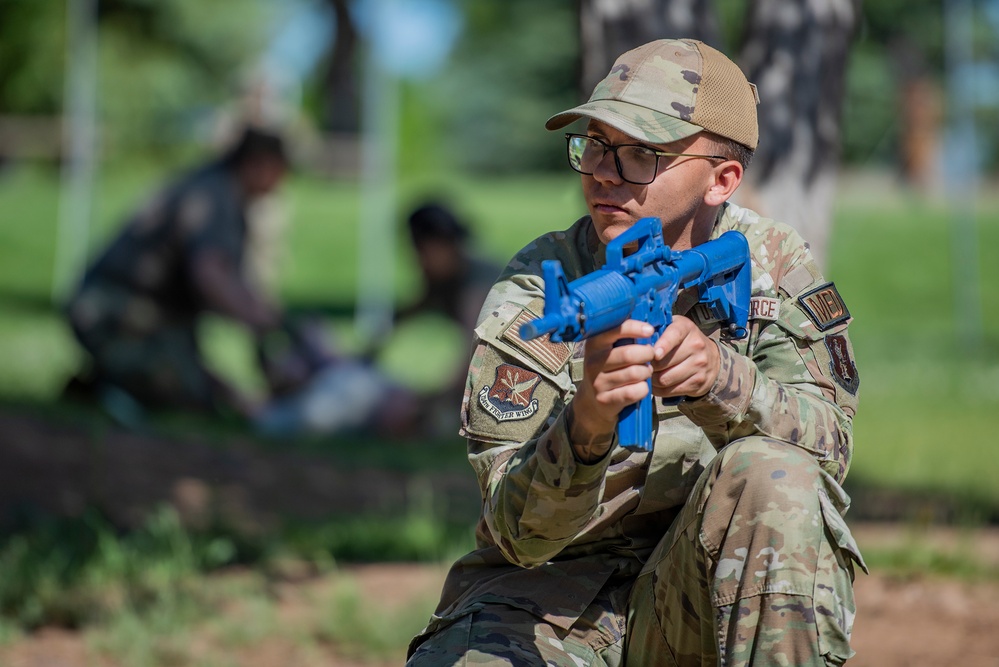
[565,133,727,185]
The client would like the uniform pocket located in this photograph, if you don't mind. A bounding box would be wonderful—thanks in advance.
[814,488,867,664]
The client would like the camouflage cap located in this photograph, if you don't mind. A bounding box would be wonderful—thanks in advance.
[546,39,760,150]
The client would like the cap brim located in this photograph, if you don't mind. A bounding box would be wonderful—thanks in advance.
[545,99,703,146]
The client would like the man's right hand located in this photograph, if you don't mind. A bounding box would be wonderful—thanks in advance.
[568,319,656,463]
[191,250,282,333]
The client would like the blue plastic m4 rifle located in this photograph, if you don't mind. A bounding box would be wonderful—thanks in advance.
[520,217,751,452]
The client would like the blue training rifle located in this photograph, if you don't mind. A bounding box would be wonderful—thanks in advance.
[519,216,752,452]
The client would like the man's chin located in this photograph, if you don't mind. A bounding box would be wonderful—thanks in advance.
[593,218,638,246]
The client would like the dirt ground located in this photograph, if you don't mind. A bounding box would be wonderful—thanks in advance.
[2,408,999,666]
[3,555,999,667]
[848,524,999,667]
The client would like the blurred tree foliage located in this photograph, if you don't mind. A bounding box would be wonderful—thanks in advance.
[0,0,272,159]
[844,0,999,171]
[841,0,945,167]
[94,0,271,156]
[422,0,986,174]
[0,1,67,116]
[3,0,994,172]
[421,0,579,173]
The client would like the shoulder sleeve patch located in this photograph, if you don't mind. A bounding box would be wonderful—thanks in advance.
[798,282,851,331]
[824,334,860,395]
[477,363,544,423]
[500,306,573,374]
[778,263,818,298]
[463,344,562,443]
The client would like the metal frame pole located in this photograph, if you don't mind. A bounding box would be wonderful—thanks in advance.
[52,0,99,303]
[944,0,984,355]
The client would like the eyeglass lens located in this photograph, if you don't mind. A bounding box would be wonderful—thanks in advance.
[567,135,659,184]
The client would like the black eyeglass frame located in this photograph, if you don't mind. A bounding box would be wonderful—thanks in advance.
[564,133,728,185]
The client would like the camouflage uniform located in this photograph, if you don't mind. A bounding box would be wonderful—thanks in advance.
[407,202,866,666]
[66,162,251,410]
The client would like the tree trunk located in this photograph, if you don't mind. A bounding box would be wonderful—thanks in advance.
[577,0,860,270]
[891,38,943,194]
[321,0,360,134]
[578,0,719,98]
[734,0,861,269]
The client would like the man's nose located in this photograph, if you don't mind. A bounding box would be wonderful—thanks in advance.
[591,147,623,184]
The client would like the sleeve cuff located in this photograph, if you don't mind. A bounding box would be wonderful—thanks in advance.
[535,407,613,490]
[679,341,755,427]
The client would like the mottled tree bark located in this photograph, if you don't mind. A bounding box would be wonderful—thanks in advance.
[734,0,860,268]
[578,0,719,97]
[321,0,360,133]
[577,0,860,269]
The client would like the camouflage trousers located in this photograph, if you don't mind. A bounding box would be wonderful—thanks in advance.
[407,437,865,666]
[67,282,217,410]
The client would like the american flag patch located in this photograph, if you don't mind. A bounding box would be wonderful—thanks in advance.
[502,309,573,373]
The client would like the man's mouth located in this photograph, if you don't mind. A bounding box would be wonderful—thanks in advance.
[591,199,628,215]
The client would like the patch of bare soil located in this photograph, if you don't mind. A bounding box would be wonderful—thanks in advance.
[0,408,477,532]
[848,524,999,667]
[851,570,999,667]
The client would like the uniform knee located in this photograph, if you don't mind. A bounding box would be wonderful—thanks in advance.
[698,437,827,555]
[714,437,822,506]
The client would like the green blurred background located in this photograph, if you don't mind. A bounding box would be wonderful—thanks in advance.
[2,0,997,512]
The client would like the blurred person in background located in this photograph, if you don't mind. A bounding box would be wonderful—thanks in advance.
[407,38,864,666]
[251,313,427,441]
[399,201,501,344]
[64,126,290,422]
[262,201,503,441]
[64,124,435,441]
[389,201,502,434]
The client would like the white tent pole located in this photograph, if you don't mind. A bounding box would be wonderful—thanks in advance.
[944,0,983,355]
[355,0,399,341]
[52,0,99,303]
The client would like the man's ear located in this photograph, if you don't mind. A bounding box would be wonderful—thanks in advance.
[704,161,743,206]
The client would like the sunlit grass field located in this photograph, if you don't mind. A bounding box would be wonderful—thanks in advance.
[1,163,998,510]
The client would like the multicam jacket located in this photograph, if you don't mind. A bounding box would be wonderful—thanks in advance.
[426,201,860,636]
[70,162,251,332]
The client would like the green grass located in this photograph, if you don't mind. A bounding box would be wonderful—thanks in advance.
[0,507,232,630]
[856,517,999,581]
[0,164,582,400]
[826,179,999,509]
[0,509,446,667]
[0,499,467,609]
[0,505,454,663]
[315,577,438,662]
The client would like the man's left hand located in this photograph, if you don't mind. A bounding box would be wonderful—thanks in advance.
[651,316,720,399]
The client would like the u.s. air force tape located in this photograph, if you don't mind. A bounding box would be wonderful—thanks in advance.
[694,296,779,324]
[798,282,850,331]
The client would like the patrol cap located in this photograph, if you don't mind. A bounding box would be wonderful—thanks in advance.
[545,38,760,150]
